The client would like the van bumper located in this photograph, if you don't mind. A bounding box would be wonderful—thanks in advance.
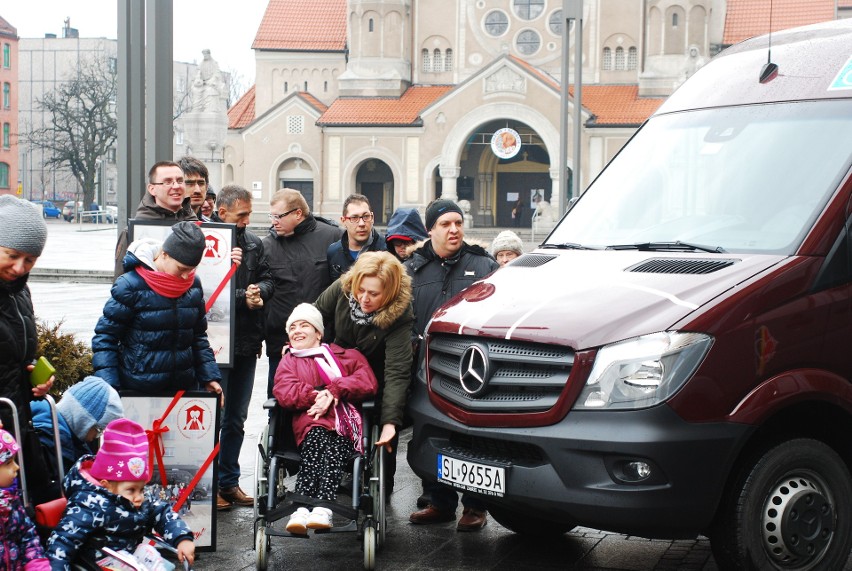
[406,386,751,538]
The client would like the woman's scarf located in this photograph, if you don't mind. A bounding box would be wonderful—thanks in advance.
[347,294,375,326]
[136,266,195,298]
[290,344,364,453]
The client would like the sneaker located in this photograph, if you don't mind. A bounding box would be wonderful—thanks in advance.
[306,507,333,530]
[286,507,310,535]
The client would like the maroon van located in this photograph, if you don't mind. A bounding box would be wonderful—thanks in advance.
[407,19,852,570]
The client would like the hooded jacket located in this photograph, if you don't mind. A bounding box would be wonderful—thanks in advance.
[262,215,342,357]
[0,275,37,432]
[314,278,414,427]
[113,193,198,278]
[46,457,193,570]
[405,241,498,338]
[327,227,387,281]
[92,249,221,393]
[272,343,378,445]
[385,208,428,244]
[0,487,47,570]
[210,213,274,356]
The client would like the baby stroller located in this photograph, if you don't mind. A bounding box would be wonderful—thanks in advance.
[253,398,386,570]
[0,397,190,571]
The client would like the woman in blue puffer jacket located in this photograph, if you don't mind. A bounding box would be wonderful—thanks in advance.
[91,222,222,397]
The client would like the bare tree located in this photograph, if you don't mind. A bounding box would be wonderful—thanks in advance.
[26,56,117,208]
[226,67,249,109]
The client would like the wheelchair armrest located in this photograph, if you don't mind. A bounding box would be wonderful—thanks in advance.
[34,496,67,530]
[361,399,376,413]
[263,398,278,410]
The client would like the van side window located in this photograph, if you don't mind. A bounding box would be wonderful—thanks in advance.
[813,221,852,291]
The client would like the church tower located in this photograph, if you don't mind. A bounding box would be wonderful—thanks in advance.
[338,0,412,96]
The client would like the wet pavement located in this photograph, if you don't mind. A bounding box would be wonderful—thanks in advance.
[27,220,730,569]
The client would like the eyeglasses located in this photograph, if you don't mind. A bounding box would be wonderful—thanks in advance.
[268,208,299,221]
[185,179,207,187]
[344,213,374,224]
[150,178,185,187]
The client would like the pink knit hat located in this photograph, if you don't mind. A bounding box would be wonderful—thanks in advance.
[0,428,19,464]
[89,418,150,482]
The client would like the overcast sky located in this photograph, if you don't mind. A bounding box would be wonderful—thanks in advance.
[2,1,268,84]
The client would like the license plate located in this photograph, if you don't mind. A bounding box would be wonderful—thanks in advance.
[437,454,506,497]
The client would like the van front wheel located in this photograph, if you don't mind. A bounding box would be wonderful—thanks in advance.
[711,438,852,570]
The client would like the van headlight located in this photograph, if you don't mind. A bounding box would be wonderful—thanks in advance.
[574,332,713,410]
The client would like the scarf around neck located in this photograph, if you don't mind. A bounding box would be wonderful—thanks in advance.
[348,294,376,326]
[136,266,195,298]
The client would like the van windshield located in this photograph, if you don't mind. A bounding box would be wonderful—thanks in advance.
[547,101,852,254]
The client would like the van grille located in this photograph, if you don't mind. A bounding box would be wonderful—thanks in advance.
[427,334,573,413]
[627,258,737,274]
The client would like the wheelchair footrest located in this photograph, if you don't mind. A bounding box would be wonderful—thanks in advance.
[265,492,358,523]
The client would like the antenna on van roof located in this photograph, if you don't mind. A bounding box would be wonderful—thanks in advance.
[759,0,779,83]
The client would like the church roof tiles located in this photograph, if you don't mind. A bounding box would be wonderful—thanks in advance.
[252,0,347,51]
[723,0,836,45]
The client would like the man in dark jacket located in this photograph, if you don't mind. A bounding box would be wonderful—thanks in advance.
[210,184,274,510]
[262,188,342,394]
[327,193,386,281]
[113,161,198,278]
[178,156,210,220]
[385,207,428,262]
[406,199,498,532]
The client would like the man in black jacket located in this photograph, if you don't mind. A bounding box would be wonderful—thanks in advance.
[262,188,342,394]
[210,184,274,510]
[406,199,498,532]
[327,193,386,281]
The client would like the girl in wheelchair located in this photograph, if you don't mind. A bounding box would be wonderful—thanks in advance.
[272,303,378,535]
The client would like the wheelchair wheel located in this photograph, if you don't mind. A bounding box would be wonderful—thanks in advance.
[254,425,269,524]
[363,522,377,570]
[369,427,386,547]
[255,522,269,571]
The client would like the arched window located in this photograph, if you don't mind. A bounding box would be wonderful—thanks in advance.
[0,163,8,189]
[2,123,8,148]
[602,47,612,70]
[444,49,453,71]
[284,81,288,93]
[2,83,9,109]
[323,81,328,92]
[615,47,625,70]
[303,81,308,92]
[422,49,431,72]
[672,13,679,27]
[433,49,442,71]
[369,18,374,32]
[628,47,638,70]
[2,44,9,69]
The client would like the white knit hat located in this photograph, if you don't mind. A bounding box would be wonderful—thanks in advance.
[491,230,524,256]
[286,303,325,336]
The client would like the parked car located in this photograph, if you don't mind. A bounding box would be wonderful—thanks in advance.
[62,201,83,222]
[30,200,61,219]
[406,19,852,571]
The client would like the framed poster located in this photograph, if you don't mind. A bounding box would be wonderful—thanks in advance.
[120,391,220,551]
[127,220,236,367]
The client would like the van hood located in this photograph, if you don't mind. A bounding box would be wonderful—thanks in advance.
[429,250,785,350]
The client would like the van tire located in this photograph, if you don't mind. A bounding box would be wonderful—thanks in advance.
[710,438,852,570]
[487,505,575,537]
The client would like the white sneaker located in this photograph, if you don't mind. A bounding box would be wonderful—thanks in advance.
[286,507,310,535]
[306,507,333,530]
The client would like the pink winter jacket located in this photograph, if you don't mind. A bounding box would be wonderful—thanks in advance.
[273,343,379,446]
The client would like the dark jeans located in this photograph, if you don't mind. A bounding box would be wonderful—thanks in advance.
[218,355,257,490]
[426,481,486,513]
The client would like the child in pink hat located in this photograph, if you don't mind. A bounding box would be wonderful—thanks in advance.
[0,428,50,570]
[46,419,195,569]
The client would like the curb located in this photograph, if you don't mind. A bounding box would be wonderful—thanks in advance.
[30,268,113,284]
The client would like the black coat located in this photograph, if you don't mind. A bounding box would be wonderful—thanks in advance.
[326,227,387,281]
[262,215,342,356]
[0,275,37,432]
[211,214,274,356]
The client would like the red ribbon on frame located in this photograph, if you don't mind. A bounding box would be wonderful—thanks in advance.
[144,390,185,488]
[171,441,220,513]
[193,220,238,313]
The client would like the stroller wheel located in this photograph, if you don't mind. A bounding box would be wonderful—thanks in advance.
[255,522,269,570]
[362,522,376,570]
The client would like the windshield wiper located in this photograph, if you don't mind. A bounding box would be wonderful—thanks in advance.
[542,242,597,250]
[606,241,726,253]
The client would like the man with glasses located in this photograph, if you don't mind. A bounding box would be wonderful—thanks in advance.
[113,161,198,278]
[262,188,342,395]
[327,194,387,281]
[209,184,273,510]
[178,156,210,220]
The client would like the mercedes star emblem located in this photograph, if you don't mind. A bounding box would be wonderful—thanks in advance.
[458,344,491,396]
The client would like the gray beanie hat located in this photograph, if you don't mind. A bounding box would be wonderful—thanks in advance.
[491,230,524,256]
[163,221,205,266]
[0,195,48,256]
[286,303,325,336]
[56,376,124,440]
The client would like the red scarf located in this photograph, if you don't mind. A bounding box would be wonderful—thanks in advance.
[136,266,195,298]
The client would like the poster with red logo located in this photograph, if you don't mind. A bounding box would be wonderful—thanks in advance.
[121,391,220,551]
[128,220,236,367]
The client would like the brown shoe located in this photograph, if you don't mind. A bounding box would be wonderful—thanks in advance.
[216,493,233,511]
[456,508,488,532]
[409,505,456,525]
[220,486,254,507]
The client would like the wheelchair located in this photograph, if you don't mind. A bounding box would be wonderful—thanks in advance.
[253,398,386,570]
